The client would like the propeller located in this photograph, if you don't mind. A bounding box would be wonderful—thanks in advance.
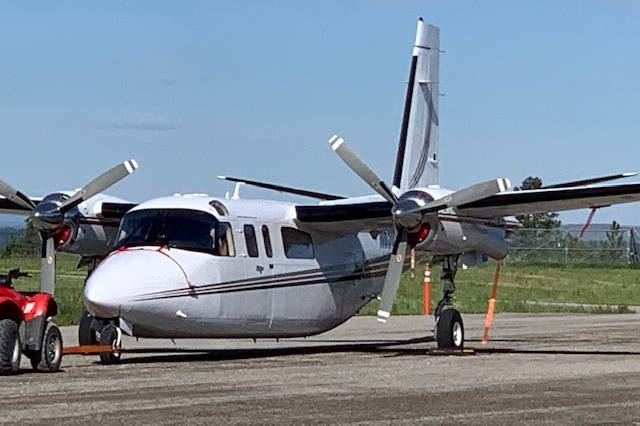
[0,159,139,294]
[328,135,510,322]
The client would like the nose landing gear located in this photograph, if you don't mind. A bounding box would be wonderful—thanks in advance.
[77,312,122,365]
[434,255,464,349]
[99,324,122,365]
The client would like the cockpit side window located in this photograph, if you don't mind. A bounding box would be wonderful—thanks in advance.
[243,224,259,258]
[281,227,315,259]
[216,222,235,257]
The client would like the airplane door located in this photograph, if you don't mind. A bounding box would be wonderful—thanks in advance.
[258,224,276,278]
[238,223,273,331]
[241,223,264,278]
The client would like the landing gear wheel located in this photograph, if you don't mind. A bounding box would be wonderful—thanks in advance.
[78,311,97,346]
[99,324,122,365]
[0,319,21,375]
[30,321,63,372]
[436,309,464,349]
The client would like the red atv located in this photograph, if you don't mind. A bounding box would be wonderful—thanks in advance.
[0,269,63,374]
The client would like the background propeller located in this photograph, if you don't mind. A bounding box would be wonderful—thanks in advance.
[0,159,138,294]
[328,134,510,322]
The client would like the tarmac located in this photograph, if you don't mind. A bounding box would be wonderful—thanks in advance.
[2,314,640,424]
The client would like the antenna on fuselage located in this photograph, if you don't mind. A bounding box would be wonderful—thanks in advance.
[231,182,244,200]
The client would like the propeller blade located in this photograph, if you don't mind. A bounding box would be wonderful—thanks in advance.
[398,178,511,215]
[328,135,397,204]
[40,235,55,295]
[0,178,36,211]
[59,159,138,213]
[377,230,408,323]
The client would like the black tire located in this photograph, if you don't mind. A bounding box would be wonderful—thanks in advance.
[0,319,21,375]
[30,322,63,372]
[436,309,464,349]
[78,312,97,346]
[99,324,121,365]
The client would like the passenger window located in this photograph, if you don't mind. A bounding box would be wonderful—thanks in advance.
[281,227,314,259]
[262,225,273,258]
[216,222,235,257]
[243,225,259,258]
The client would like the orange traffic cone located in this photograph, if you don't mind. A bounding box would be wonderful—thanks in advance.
[423,264,431,315]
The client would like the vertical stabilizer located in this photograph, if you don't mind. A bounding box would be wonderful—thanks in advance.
[393,19,440,190]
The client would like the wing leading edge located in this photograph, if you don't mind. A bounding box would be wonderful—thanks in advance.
[457,182,640,218]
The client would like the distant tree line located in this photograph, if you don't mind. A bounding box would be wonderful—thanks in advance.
[0,222,40,257]
[509,176,632,265]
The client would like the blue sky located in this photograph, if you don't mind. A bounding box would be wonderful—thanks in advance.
[1,1,639,225]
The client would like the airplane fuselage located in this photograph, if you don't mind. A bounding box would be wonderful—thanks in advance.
[84,192,508,339]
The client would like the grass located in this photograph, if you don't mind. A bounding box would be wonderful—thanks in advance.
[359,262,640,316]
[0,254,85,326]
[2,254,640,325]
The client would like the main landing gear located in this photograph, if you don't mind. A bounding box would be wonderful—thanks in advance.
[434,255,464,349]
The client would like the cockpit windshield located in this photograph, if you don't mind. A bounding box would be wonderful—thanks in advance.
[115,209,235,256]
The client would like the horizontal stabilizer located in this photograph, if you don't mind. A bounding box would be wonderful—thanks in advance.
[217,176,345,201]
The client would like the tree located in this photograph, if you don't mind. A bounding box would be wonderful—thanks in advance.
[603,220,625,262]
[514,176,561,229]
[0,222,41,258]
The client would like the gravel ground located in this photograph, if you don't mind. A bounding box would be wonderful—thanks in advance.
[2,314,640,424]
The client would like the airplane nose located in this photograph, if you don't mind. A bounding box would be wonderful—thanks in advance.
[84,277,120,318]
[84,247,190,319]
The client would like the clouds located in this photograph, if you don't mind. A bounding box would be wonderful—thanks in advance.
[108,113,177,131]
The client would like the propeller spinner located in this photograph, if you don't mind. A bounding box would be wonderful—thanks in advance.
[328,134,510,322]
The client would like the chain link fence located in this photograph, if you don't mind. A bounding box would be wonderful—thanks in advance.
[1,226,638,267]
[506,227,639,266]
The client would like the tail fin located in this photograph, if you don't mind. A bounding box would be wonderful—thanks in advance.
[393,19,440,190]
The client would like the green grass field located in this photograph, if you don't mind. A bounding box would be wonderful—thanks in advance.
[2,254,639,326]
[360,262,640,316]
[0,254,85,326]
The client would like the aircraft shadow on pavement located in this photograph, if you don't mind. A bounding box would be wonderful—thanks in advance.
[112,336,434,365]
[105,335,640,365]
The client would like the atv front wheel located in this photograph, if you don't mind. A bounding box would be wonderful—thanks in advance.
[30,321,63,372]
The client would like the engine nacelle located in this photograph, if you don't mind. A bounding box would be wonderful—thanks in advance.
[395,187,508,260]
[53,196,122,258]
[414,215,508,260]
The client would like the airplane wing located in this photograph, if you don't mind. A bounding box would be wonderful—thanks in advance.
[217,176,345,201]
[100,202,138,220]
[0,196,42,215]
[296,181,640,231]
[542,172,637,189]
[456,182,640,218]
[0,196,136,220]
[296,200,394,233]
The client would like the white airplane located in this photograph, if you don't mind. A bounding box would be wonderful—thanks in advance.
[25,19,640,364]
